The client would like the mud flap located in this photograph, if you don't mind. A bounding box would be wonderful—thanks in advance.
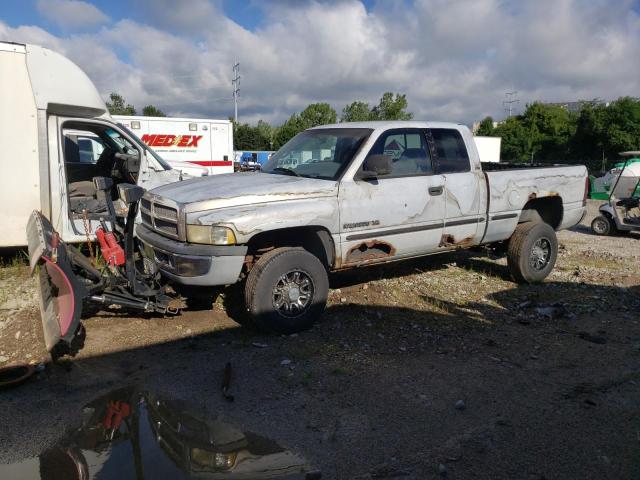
[27,211,87,354]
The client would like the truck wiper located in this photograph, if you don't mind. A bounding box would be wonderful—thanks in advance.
[271,167,300,177]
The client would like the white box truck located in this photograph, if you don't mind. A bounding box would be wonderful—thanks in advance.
[0,41,193,247]
[474,136,501,163]
[114,116,234,175]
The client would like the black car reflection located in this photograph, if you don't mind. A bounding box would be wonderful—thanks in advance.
[2,387,318,479]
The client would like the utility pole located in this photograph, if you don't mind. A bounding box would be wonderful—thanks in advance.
[232,62,240,123]
[503,91,520,117]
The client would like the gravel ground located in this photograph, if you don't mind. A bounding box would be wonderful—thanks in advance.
[0,200,639,479]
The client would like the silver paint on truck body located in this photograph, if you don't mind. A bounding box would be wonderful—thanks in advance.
[149,172,338,214]
[141,121,588,285]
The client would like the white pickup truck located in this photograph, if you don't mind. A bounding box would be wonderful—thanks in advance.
[137,122,589,333]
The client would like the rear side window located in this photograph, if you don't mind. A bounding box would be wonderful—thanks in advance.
[427,129,470,174]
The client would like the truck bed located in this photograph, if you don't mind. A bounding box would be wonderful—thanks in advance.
[481,163,588,244]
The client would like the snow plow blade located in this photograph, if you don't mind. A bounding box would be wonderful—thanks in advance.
[27,211,87,354]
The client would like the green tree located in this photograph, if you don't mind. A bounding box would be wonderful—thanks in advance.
[233,123,259,150]
[272,103,337,149]
[106,92,136,115]
[273,114,303,150]
[256,120,275,149]
[233,120,273,150]
[298,103,337,129]
[493,116,529,162]
[570,97,640,170]
[491,102,575,163]
[476,116,495,136]
[341,101,372,122]
[521,102,575,162]
[371,92,413,120]
[142,105,166,117]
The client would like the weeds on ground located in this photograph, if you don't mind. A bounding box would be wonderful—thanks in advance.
[0,252,30,306]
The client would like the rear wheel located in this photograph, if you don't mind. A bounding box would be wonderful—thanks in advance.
[244,247,328,334]
[507,222,558,283]
[591,215,614,236]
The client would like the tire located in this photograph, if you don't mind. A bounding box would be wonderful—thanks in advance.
[244,247,328,334]
[507,222,558,284]
[591,215,614,236]
[223,283,255,328]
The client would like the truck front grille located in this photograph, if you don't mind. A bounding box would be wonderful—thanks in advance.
[154,218,179,237]
[140,195,182,240]
[154,204,178,221]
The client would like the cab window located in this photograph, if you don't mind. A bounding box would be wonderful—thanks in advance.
[427,129,470,173]
[362,128,433,177]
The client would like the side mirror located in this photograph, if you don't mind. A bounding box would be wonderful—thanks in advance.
[357,154,392,180]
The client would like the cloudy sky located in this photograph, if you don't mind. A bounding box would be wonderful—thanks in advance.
[2,0,640,125]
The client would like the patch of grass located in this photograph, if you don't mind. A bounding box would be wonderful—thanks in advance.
[0,252,29,276]
[0,252,31,306]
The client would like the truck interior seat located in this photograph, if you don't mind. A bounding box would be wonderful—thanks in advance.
[67,148,117,214]
[68,148,116,197]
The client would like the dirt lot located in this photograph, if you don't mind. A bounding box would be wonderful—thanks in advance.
[1,201,639,479]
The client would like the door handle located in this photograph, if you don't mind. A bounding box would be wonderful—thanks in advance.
[428,186,443,196]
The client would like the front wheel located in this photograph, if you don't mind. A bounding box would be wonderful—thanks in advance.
[507,222,558,283]
[591,215,614,236]
[244,247,329,334]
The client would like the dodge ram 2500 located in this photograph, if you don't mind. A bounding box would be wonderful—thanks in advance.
[137,121,589,333]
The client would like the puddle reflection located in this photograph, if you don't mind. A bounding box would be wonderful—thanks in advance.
[1,386,318,479]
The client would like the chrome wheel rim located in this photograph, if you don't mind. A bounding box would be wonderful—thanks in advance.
[272,270,314,317]
[529,237,551,271]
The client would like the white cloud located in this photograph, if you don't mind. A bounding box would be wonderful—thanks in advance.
[35,0,109,29]
[4,0,640,125]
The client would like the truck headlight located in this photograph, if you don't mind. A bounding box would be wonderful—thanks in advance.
[191,448,237,469]
[186,225,236,245]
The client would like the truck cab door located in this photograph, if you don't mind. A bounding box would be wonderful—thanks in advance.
[339,128,446,266]
[426,128,485,247]
[51,117,176,242]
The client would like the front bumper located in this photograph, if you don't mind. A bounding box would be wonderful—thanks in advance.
[137,224,247,286]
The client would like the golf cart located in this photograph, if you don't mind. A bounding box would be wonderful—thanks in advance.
[591,151,640,236]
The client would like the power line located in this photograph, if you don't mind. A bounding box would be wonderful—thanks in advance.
[232,62,240,123]
[503,91,519,117]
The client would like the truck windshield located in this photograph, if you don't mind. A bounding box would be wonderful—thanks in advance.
[262,128,372,180]
[118,124,172,171]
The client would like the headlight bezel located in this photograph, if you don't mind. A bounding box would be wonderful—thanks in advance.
[186,225,236,245]
[190,447,237,469]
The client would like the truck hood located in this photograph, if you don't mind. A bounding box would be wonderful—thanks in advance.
[148,172,339,213]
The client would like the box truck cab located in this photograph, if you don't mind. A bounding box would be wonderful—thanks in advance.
[0,41,185,247]
[114,116,234,175]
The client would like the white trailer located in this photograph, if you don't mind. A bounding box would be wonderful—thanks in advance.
[114,116,234,175]
[0,41,187,247]
[474,136,501,163]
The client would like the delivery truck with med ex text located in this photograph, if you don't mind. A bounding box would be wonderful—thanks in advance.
[113,116,234,176]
